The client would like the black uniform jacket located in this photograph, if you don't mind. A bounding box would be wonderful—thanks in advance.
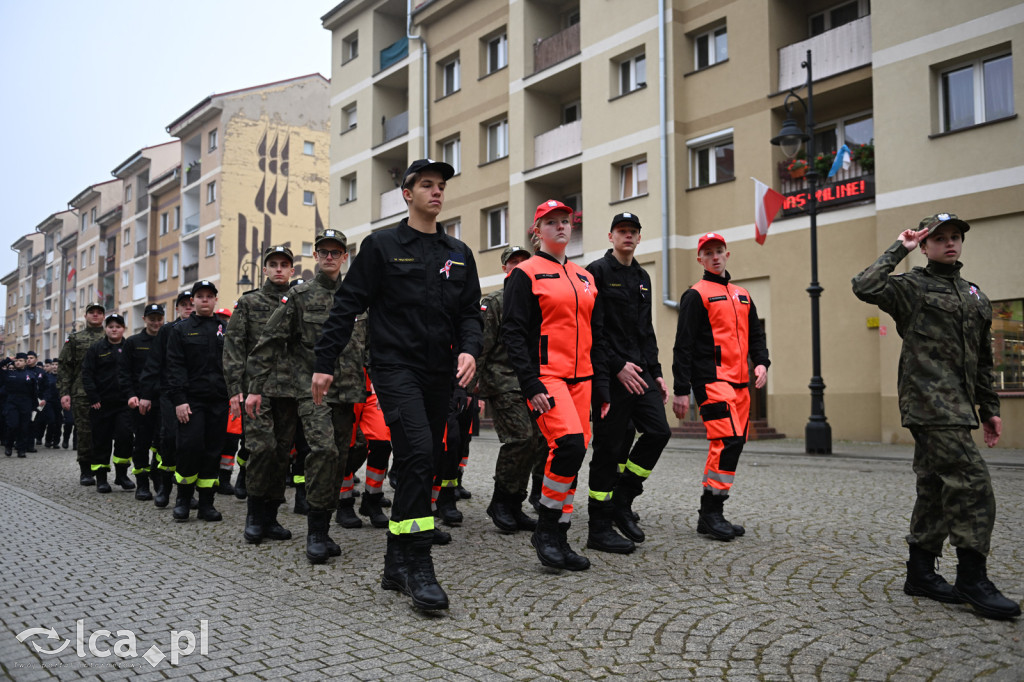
[165,313,228,406]
[119,330,158,400]
[82,338,129,406]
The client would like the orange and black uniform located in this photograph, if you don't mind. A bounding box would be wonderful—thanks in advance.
[672,270,769,494]
[502,251,599,520]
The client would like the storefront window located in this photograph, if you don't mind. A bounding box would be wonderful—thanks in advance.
[992,299,1024,391]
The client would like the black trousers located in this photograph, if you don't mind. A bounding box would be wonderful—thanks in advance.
[89,403,134,470]
[371,366,451,533]
[131,404,160,473]
[589,379,671,496]
[158,395,179,471]
[175,399,227,487]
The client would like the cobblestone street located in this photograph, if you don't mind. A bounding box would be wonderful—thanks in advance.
[2,433,1022,680]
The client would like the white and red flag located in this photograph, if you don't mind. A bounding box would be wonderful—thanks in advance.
[752,177,785,245]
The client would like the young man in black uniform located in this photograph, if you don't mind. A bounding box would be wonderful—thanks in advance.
[120,303,165,501]
[313,159,482,611]
[25,351,45,451]
[3,353,44,457]
[165,281,228,523]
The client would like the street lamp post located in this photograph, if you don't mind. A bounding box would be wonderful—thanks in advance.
[771,49,832,455]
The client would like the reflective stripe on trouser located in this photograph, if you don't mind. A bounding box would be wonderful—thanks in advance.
[220,431,240,469]
[534,377,591,517]
[490,390,548,497]
[364,463,387,493]
[175,400,226,488]
[297,399,353,511]
[908,427,996,556]
[340,473,355,500]
[430,478,458,508]
[89,403,133,471]
[220,454,236,470]
[245,397,297,501]
[71,396,94,465]
[589,379,671,496]
[697,382,750,494]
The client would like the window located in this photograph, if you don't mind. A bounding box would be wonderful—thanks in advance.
[342,103,357,131]
[87,284,94,302]
[440,55,460,97]
[89,245,96,265]
[695,26,727,69]
[486,33,507,74]
[619,158,649,199]
[125,185,133,203]
[208,129,218,151]
[303,141,315,155]
[303,191,315,206]
[121,269,130,288]
[563,101,581,124]
[618,53,646,95]
[940,53,1013,132]
[80,249,86,266]
[342,174,357,203]
[172,253,179,277]
[173,206,181,231]
[91,207,97,223]
[441,136,461,174]
[992,299,1024,390]
[810,0,869,36]
[80,214,87,232]
[342,31,358,63]
[486,119,509,162]
[486,206,508,249]
[123,228,131,246]
[158,259,168,282]
[160,212,169,236]
[443,219,461,240]
[205,236,216,257]
[688,131,734,187]
[207,181,216,204]
[302,242,314,257]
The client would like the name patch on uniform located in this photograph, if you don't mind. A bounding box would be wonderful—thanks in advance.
[447,252,465,266]
[607,282,622,288]
[575,273,592,294]
[737,294,749,304]
[307,305,327,312]
[708,295,728,302]
[391,257,418,263]
[535,273,560,280]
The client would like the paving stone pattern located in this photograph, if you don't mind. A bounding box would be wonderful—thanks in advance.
[1,434,1022,680]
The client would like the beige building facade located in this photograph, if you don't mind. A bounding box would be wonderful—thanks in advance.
[322,0,1024,447]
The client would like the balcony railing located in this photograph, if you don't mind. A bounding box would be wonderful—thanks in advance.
[185,164,201,185]
[135,237,148,258]
[183,213,200,234]
[182,263,198,284]
[382,111,409,144]
[136,194,149,213]
[379,187,405,220]
[778,15,871,91]
[379,36,408,71]
[101,256,116,275]
[534,22,580,74]
[778,158,874,216]
[534,119,582,167]
[132,281,147,301]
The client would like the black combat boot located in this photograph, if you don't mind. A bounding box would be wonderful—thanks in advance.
[903,546,963,604]
[173,483,195,521]
[293,482,310,515]
[953,548,1022,620]
[153,471,172,508]
[79,461,95,486]
[4,445,11,457]
[62,431,71,449]
[263,500,293,541]
[358,492,390,528]
[612,487,645,542]
[381,533,409,594]
[405,532,449,611]
[305,510,332,564]
[217,469,234,495]
[696,491,737,541]
[134,473,153,501]
[432,527,452,545]
[531,508,566,569]
[95,469,112,494]
[244,498,265,544]
[528,470,543,512]
[197,488,222,522]
[435,487,463,526]
[234,466,248,500]
[586,500,635,554]
[558,522,591,571]
[455,473,472,500]
[113,464,135,490]
[511,492,538,531]
[486,488,519,532]
[335,498,363,528]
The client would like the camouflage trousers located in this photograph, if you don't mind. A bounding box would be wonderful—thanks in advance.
[908,427,996,556]
[297,399,354,511]
[71,396,94,465]
[490,391,547,497]
[245,397,299,502]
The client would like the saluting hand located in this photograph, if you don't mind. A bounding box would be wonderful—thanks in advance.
[899,226,931,251]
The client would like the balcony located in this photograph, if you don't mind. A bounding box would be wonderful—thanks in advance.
[135,237,148,258]
[101,255,116,275]
[778,154,874,216]
[136,194,149,213]
[778,15,871,92]
[182,263,198,284]
[183,213,200,235]
[133,281,147,301]
[185,163,202,186]
[534,120,582,167]
[382,111,408,144]
[534,22,580,74]
[379,36,408,71]
[379,187,405,220]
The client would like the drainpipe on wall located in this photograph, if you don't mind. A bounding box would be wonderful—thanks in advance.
[408,0,429,158]
[658,0,676,309]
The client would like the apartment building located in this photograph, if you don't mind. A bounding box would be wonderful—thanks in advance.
[322,0,1024,446]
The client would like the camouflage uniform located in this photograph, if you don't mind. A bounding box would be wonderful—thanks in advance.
[477,288,546,498]
[852,240,999,556]
[249,270,368,511]
[57,324,105,467]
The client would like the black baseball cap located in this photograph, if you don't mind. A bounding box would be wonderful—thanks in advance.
[401,159,455,188]
[175,291,193,306]
[26,350,38,358]
[105,313,126,327]
[144,303,165,317]
[191,280,218,296]
[15,352,28,360]
[610,212,642,231]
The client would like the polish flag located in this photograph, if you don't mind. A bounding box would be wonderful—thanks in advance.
[66,267,76,282]
[752,177,785,245]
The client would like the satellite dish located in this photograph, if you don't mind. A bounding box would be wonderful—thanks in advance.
[37,278,46,288]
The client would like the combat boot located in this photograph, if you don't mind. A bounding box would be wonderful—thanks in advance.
[293,482,310,515]
[696,491,737,541]
[511,492,538,531]
[528,471,543,512]
[4,445,11,457]
[173,483,195,522]
[234,466,248,500]
[62,432,71,449]
[335,498,363,528]
[358,492,390,528]
[244,498,265,544]
[197,488,222,522]
[531,508,566,569]
[153,471,172,508]
[953,548,1022,620]
[381,533,409,594]
[455,473,472,500]
[79,461,95,486]
[558,522,591,571]
[435,487,463,526]
[113,464,136,490]
[95,470,112,494]
[134,473,153,501]
[903,546,963,604]
[486,488,519,533]
[586,500,635,554]
[305,510,332,564]
[405,532,449,611]
[217,469,234,495]
[432,527,452,545]
[263,500,293,541]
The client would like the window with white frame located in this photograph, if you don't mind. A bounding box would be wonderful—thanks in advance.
[440,54,460,97]
[486,33,507,74]
[158,259,168,282]
[125,185,133,203]
[486,118,509,162]
[443,219,461,240]
[160,212,169,235]
[208,129,218,151]
[342,103,357,131]
[303,191,315,206]
[205,235,216,257]
[173,206,181,230]
[486,206,508,248]
[342,31,358,63]
[121,269,130,288]
[207,181,216,204]
[123,228,131,246]
[302,242,314,257]
[303,141,315,155]
[89,246,96,265]
[810,0,869,36]
[172,253,179,277]
[81,214,87,232]
[618,158,649,200]
[688,130,734,188]
[91,207,97,223]
[441,136,461,174]
[342,174,357,203]
[939,53,1013,133]
[694,26,727,70]
[618,53,646,95]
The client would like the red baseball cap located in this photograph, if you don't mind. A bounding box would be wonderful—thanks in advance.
[697,232,727,252]
[533,199,573,223]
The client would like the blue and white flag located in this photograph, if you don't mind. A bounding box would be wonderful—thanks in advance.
[827,144,852,178]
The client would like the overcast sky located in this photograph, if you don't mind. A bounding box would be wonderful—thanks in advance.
[0,0,335,280]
